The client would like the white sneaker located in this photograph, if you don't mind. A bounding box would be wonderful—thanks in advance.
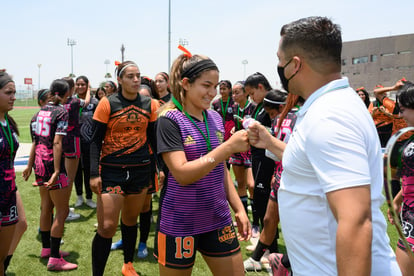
[260,249,270,264]
[66,208,81,221]
[86,199,96,208]
[244,257,262,272]
[74,196,84,207]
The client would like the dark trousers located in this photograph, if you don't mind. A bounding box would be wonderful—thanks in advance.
[75,142,92,199]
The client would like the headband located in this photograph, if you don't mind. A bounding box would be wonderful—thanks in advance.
[107,81,116,89]
[38,89,49,101]
[181,59,218,79]
[219,80,232,88]
[159,72,169,81]
[118,63,138,77]
[0,73,14,89]
[264,98,286,105]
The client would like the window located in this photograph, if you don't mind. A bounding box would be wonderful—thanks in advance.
[380,67,393,71]
[398,50,412,55]
[370,55,377,62]
[397,65,414,70]
[352,56,369,64]
[381,53,395,57]
[353,72,360,75]
[341,59,347,66]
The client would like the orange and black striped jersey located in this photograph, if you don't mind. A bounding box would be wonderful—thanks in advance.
[93,93,159,167]
[368,98,395,128]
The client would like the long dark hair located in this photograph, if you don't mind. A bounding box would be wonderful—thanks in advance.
[0,71,19,135]
[356,87,370,108]
[244,72,272,91]
[397,81,414,109]
[50,79,69,105]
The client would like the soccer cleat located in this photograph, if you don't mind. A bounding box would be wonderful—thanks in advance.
[268,253,289,276]
[47,257,78,271]
[111,239,123,250]
[260,249,270,264]
[66,208,81,221]
[86,199,97,208]
[244,257,262,272]
[75,196,84,207]
[122,262,139,276]
[41,248,70,258]
[137,242,148,258]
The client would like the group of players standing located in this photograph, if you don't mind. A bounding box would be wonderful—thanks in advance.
[2,15,414,276]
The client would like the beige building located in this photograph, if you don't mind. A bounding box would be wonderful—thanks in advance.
[341,33,414,95]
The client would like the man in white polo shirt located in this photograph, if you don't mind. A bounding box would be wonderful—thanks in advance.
[248,16,401,275]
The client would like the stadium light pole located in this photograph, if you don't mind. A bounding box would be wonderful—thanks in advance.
[67,38,76,77]
[37,64,41,90]
[242,60,248,79]
[121,44,125,62]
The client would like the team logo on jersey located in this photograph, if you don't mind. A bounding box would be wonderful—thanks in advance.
[183,135,196,146]
[217,225,236,244]
[216,130,224,144]
[404,142,414,158]
[57,121,68,131]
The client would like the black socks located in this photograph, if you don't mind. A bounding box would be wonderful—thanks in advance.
[92,232,112,276]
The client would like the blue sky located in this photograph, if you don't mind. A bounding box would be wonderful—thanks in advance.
[3,0,413,90]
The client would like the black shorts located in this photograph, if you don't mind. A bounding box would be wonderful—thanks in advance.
[0,189,18,226]
[154,224,240,269]
[101,165,150,195]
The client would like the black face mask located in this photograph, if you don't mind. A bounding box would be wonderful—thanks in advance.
[277,58,299,92]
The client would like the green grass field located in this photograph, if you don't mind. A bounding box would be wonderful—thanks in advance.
[6,104,400,275]
[9,107,38,143]
[8,175,273,276]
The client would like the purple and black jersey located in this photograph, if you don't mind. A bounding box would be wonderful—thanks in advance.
[0,120,19,193]
[157,109,232,236]
[30,104,68,179]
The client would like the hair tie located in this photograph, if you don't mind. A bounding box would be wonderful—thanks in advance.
[178,45,192,58]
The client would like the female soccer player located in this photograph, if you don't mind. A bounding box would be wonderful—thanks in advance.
[23,79,77,271]
[390,81,414,275]
[154,48,251,275]
[90,61,159,276]
[0,71,21,274]
[229,81,255,216]
[155,72,171,105]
